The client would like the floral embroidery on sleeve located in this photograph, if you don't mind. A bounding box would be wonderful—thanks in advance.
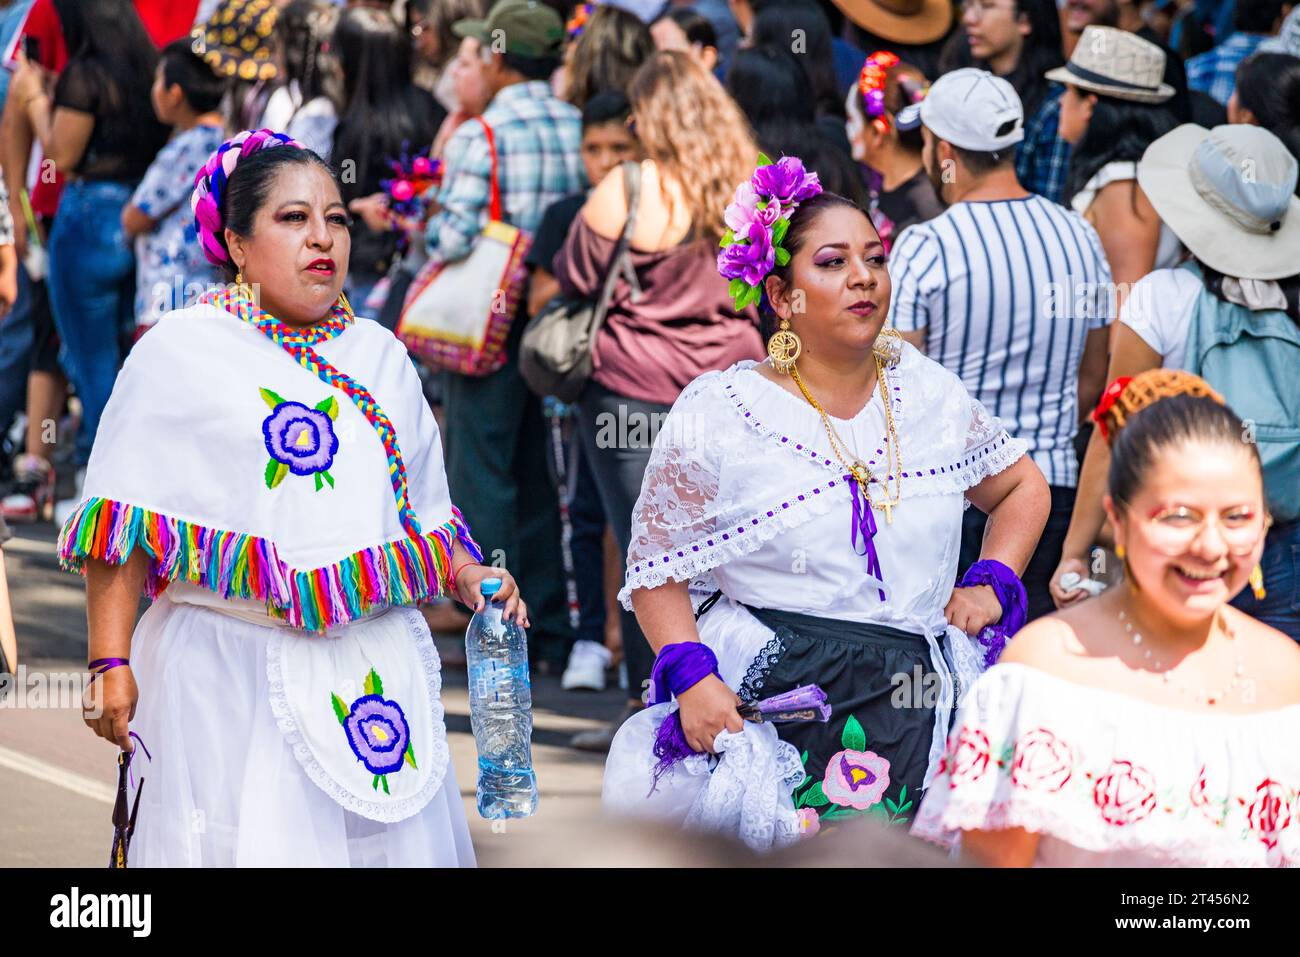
[260,387,340,491]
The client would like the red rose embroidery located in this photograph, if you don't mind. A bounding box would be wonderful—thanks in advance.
[1093,761,1157,826]
[1011,729,1073,792]
[1245,779,1292,849]
[948,727,992,787]
[1189,764,1226,825]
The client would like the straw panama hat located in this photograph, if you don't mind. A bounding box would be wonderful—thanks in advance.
[1045,25,1174,104]
[829,0,953,45]
[1138,124,1300,281]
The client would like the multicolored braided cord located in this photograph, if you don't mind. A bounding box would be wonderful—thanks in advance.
[202,287,424,538]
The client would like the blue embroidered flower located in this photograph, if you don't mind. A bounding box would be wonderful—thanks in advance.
[332,668,417,795]
[260,387,339,490]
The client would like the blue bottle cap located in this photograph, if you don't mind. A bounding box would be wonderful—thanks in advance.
[480,577,502,598]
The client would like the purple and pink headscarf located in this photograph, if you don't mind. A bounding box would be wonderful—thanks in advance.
[190,129,306,268]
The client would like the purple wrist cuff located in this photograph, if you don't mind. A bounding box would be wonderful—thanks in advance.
[958,559,1028,667]
[647,642,720,706]
[88,657,129,675]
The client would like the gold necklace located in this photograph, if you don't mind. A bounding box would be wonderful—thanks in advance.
[789,354,903,523]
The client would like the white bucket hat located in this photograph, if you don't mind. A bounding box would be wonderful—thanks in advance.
[1138,124,1300,281]
[1045,25,1174,104]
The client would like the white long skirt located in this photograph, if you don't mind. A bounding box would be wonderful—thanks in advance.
[125,590,476,867]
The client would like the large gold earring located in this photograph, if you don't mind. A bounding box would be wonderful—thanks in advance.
[1250,563,1267,601]
[768,316,802,374]
[337,290,354,316]
[235,270,253,301]
[873,326,903,368]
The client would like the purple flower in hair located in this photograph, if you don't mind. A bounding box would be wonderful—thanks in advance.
[750,156,822,210]
[717,221,775,288]
[723,181,781,234]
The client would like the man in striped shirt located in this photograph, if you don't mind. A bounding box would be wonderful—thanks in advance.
[890,69,1111,619]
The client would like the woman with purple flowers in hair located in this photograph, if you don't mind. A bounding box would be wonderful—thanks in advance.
[58,129,528,867]
[601,153,1050,850]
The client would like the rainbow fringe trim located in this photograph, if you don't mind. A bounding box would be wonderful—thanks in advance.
[57,497,484,632]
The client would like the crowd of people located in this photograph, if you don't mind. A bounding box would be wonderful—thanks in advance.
[0,0,1297,867]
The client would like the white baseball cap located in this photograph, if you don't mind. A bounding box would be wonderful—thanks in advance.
[897,67,1024,153]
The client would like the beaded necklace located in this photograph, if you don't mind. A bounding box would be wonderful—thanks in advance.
[202,287,423,537]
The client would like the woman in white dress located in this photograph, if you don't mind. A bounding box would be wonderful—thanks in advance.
[64,130,529,867]
[914,370,1300,866]
[602,158,1051,849]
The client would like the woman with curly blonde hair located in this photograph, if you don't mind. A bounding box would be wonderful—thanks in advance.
[554,50,765,751]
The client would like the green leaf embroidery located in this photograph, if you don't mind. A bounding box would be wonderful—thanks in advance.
[265,459,288,490]
[322,470,335,489]
[365,668,384,697]
[865,804,891,823]
[898,784,907,804]
[804,781,830,807]
[330,693,349,725]
[841,714,867,752]
[314,395,339,420]
[756,151,773,167]
[259,387,286,409]
[821,806,867,821]
[372,774,380,791]
[380,775,390,795]
[404,742,418,770]
[774,247,791,267]
[884,797,899,814]
[314,473,324,491]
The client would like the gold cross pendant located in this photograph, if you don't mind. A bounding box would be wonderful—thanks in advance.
[878,500,894,525]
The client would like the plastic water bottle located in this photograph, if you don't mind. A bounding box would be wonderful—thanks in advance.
[465,577,538,818]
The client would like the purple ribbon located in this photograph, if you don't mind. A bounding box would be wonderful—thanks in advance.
[88,657,130,675]
[846,474,887,601]
[958,559,1028,667]
[126,731,152,790]
[647,642,721,793]
[647,642,719,706]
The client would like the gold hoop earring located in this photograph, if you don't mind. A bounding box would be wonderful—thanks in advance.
[873,326,903,368]
[768,316,802,374]
[1250,563,1267,601]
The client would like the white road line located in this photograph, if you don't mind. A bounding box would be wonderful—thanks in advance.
[0,745,114,805]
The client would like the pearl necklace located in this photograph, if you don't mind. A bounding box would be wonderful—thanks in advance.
[1117,607,1247,706]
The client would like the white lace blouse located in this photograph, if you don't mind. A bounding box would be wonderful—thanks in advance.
[616,345,1029,784]
[912,663,1300,867]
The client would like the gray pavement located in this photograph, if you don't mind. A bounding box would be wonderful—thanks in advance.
[0,521,627,866]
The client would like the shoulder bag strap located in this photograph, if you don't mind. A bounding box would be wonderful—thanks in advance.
[592,161,642,326]
[477,117,504,223]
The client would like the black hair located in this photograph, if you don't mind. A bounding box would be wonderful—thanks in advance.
[1108,393,1260,509]
[52,0,167,151]
[218,146,340,278]
[582,89,631,129]
[332,6,442,203]
[727,48,869,207]
[660,7,717,49]
[938,0,1064,118]
[953,143,1016,173]
[749,0,846,119]
[1067,93,1179,203]
[760,190,875,336]
[1235,0,1286,33]
[1235,52,1300,193]
[159,39,228,115]
[501,50,562,80]
[278,0,341,107]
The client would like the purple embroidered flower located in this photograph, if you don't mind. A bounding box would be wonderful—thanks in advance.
[723,181,781,233]
[717,221,775,287]
[263,401,338,475]
[750,156,821,210]
[822,748,891,809]
[343,694,410,776]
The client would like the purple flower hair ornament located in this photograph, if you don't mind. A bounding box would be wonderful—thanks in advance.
[190,129,306,268]
[717,153,821,310]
